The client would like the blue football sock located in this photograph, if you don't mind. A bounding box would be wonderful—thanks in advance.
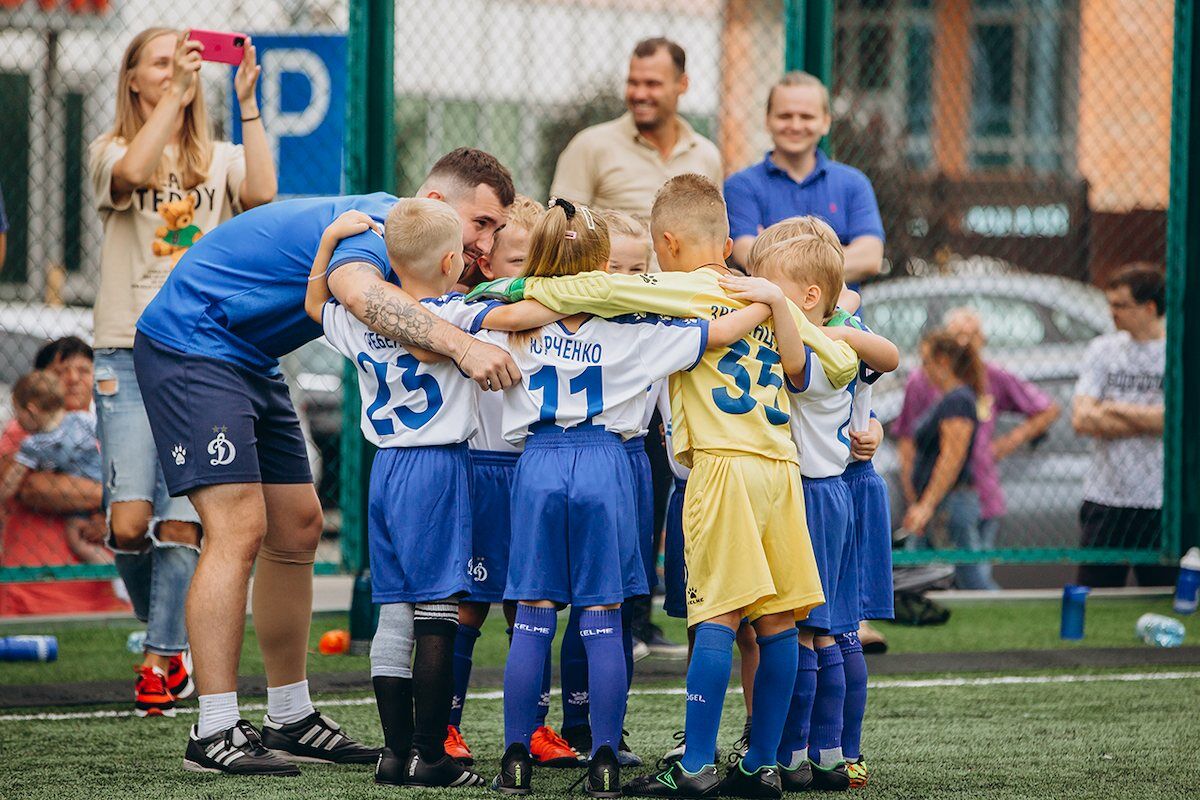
[580,609,627,754]
[449,624,481,728]
[622,603,635,695]
[680,622,736,773]
[837,632,868,760]
[560,606,589,730]
[808,644,846,768]
[777,641,818,768]
[503,605,557,749]
[742,628,798,772]
[537,643,553,727]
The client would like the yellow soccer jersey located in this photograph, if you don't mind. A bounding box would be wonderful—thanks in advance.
[525,268,858,467]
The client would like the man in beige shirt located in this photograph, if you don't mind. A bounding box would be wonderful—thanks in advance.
[550,37,723,221]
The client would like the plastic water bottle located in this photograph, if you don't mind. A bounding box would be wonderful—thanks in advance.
[126,630,148,653]
[1060,584,1089,639]
[1135,613,1186,647]
[1173,547,1200,614]
[0,635,59,662]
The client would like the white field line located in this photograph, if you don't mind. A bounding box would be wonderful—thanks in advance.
[3,669,1198,723]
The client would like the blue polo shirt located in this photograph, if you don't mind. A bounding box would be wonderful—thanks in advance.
[725,150,883,288]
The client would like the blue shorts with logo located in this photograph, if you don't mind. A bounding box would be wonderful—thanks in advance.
[799,474,861,635]
[465,449,518,603]
[662,477,688,619]
[506,426,643,606]
[624,435,655,597]
[369,442,474,604]
[132,332,312,497]
[842,460,894,620]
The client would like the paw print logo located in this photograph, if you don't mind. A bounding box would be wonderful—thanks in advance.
[686,586,703,605]
[639,273,659,285]
[171,444,187,466]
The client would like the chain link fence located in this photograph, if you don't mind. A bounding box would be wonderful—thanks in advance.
[0,0,1183,612]
[826,0,1173,570]
[0,0,350,613]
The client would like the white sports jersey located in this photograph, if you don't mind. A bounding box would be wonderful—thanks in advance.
[469,385,523,454]
[788,347,858,479]
[846,366,880,466]
[632,379,665,438]
[322,294,491,448]
[657,382,690,480]
[477,314,707,445]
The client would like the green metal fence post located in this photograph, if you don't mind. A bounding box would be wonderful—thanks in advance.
[783,0,835,151]
[1166,0,1200,559]
[341,0,396,576]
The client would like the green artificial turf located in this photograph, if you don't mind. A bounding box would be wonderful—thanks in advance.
[2,670,1198,799]
[0,595,1190,687]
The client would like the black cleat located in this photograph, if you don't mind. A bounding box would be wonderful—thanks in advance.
[716,758,782,799]
[623,761,720,798]
[586,744,621,798]
[404,749,486,787]
[778,761,813,792]
[491,743,533,795]
[731,720,752,759]
[563,723,593,762]
[618,730,642,767]
[808,760,850,791]
[183,720,301,776]
[261,710,381,764]
[376,748,407,786]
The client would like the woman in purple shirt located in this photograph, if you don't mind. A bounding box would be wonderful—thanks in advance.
[894,309,1060,590]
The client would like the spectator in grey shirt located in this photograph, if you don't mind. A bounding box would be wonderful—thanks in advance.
[1072,264,1172,587]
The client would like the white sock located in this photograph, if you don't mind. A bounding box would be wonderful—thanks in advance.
[197,691,240,738]
[266,679,315,725]
[783,750,807,770]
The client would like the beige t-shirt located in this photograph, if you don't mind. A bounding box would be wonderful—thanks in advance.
[550,112,723,222]
[89,138,247,349]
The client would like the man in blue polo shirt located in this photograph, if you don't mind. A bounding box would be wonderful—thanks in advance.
[135,148,520,780]
[725,72,884,290]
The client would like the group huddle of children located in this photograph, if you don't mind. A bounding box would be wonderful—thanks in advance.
[304,172,898,798]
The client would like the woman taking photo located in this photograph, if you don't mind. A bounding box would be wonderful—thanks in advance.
[89,27,276,717]
[902,330,992,590]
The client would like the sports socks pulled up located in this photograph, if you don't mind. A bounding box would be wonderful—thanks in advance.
[579,608,627,755]
[741,627,798,772]
[837,631,868,760]
[449,623,482,729]
[503,605,557,749]
[808,643,846,768]
[679,622,736,773]
[777,641,819,769]
[412,600,459,761]
[371,602,416,756]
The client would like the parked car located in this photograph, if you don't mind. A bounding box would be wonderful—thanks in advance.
[860,273,1114,549]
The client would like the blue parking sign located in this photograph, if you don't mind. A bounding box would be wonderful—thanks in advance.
[231,34,347,196]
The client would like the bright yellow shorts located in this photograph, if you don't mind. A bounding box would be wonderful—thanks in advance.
[681,451,825,627]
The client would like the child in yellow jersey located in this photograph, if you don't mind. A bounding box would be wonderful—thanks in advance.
[468,175,859,798]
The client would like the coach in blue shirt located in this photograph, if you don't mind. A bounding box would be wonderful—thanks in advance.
[726,72,884,290]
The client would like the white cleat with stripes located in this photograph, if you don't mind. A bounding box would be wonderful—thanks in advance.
[182,720,301,776]
[260,711,381,764]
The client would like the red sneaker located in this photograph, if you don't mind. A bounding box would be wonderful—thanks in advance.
[530,724,582,768]
[444,724,474,765]
[166,651,194,699]
[134,665,176,718]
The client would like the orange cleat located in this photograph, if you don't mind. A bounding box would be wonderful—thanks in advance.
[530,724,583,768]
[444,724,474,765]
[134,665,176,718]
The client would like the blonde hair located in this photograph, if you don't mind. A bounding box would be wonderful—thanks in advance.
[767,71,831,116]
[12,371,65,413]
[98,28,213,190]
[383,198,463,273]
[650,174,729,249]
[600,208,652,262]
[511,200,609,348]
[489,195,544,257]
[751,216,845,320]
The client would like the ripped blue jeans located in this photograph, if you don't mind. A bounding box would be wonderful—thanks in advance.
[95,348,200,656]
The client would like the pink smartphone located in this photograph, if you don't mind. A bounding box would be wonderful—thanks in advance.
[186,29,247,66]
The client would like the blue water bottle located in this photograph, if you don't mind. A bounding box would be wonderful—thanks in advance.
[0,635,59,662]
[1060,585,1089,640]
[1173,547,1200,615]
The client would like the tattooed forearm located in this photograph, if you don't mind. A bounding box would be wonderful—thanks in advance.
[361,283,438,349]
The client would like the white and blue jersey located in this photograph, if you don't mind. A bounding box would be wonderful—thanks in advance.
[478,314,708,444]
[322,291,489,604]
[321,294,492,448]
[789,348,861,634]
[137,193,398,374]
[465,387,522,603]
[491,313,708,606]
